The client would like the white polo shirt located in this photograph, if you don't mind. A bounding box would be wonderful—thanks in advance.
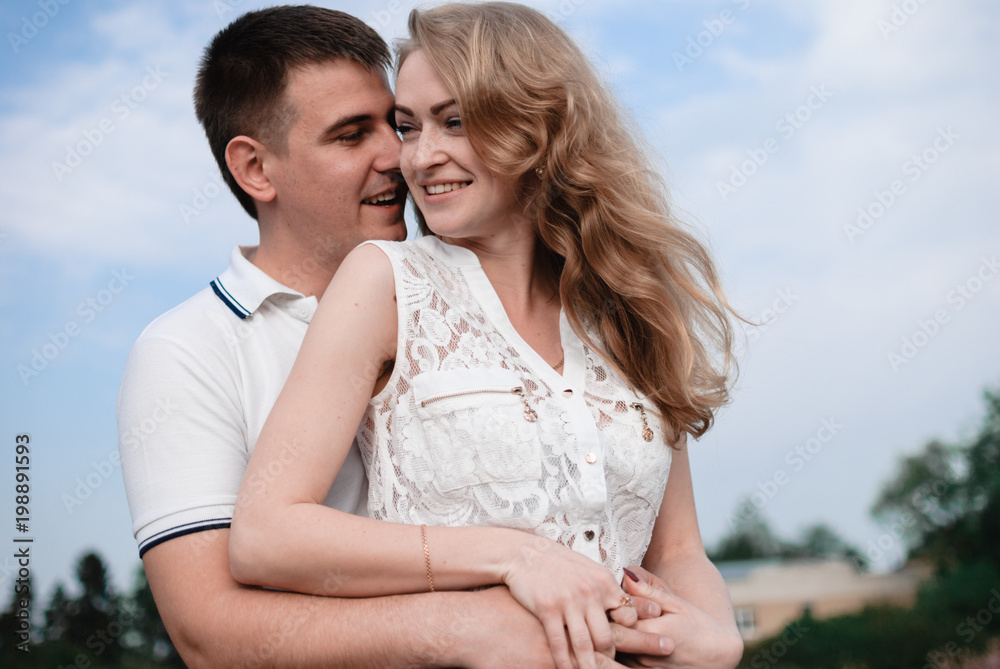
[118,245,368,557]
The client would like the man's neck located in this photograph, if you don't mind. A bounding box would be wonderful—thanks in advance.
[250,241,341,300]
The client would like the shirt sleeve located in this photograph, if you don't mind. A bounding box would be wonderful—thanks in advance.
[117,322,248,557]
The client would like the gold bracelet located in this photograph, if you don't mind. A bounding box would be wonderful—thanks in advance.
[420,524,435,592]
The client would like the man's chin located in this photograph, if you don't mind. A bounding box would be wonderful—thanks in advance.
[385,219,408,242]
[366,219,407,243]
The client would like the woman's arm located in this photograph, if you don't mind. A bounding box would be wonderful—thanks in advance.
[641,435,739,629]
[231,244,514,593]
[620,435,743,668]
[229,244,633,669]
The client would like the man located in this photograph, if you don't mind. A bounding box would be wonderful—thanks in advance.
[118,7,669,667]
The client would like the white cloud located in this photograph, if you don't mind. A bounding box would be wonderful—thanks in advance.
[656,0,1000,546]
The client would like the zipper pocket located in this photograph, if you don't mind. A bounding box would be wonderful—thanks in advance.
[421,386,538,422]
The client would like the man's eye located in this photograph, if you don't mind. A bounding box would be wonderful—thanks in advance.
[338,129,366,142]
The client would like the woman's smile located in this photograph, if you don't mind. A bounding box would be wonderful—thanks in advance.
[424,181,471,196]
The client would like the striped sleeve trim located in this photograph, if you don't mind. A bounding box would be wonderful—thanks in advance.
[138,518,232,558]
[210,278,250,319]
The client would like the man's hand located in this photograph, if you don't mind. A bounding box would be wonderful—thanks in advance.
[456,585,671,669]
[617,567,743,669]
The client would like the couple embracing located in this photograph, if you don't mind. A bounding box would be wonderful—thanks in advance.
[118,4,744,668]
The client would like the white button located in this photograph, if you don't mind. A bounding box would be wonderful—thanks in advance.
[562,389,573,398]
[585,452,597,464]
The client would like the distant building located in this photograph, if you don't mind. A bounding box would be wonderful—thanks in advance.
[718,558,932,642]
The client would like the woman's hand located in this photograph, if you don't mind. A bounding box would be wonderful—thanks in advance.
[500,534,639,669]
[618,567,743,669]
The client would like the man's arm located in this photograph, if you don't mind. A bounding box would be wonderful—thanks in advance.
[145,528,528,668]
[146,529,665,668]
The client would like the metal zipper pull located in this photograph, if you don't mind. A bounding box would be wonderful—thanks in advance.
[630,402,654,442]
[514,387,538,422]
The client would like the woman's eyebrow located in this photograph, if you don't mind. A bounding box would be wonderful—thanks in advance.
[392,99,457,117]
[430,99,457,115]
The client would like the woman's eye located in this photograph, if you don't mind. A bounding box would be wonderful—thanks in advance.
[445,116,463,130]
[395,122,416,137]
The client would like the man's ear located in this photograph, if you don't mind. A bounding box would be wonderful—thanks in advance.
[225,135,276,204]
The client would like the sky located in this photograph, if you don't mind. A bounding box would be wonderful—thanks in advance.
[0,0,998,609]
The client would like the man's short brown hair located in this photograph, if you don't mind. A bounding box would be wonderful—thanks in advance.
[194,5,390,219]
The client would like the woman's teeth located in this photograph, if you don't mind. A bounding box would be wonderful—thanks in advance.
[426,182,469,195]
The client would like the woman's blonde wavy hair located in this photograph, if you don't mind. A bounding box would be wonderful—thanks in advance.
[398,2,740,445]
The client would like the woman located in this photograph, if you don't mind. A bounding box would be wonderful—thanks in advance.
[230,4,742,668]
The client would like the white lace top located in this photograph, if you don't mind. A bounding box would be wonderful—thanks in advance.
[356,236,673,579]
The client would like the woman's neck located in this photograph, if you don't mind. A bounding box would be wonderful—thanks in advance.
[440,219,558,316]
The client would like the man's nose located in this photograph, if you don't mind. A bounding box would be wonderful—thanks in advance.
[374,122,402,173]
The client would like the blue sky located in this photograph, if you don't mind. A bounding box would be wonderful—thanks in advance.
[1,0,998,607]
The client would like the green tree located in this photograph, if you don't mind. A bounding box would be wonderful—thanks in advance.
[711,505,863,565]
[783,522,867,568]
[738,384,1000,668]
[42,551,126,666]
[710,509,785,561]
[5,550,185,668]
[0,574,31,655]
[961,388,1000,566]
[873,387,1000,570]
[43,582,72,642]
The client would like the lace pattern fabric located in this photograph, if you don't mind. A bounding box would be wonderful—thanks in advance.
[357,237,672,578]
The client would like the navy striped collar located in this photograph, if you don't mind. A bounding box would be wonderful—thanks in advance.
[211,245,307,319]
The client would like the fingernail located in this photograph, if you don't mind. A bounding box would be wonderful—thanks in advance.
[623,568,640,582]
